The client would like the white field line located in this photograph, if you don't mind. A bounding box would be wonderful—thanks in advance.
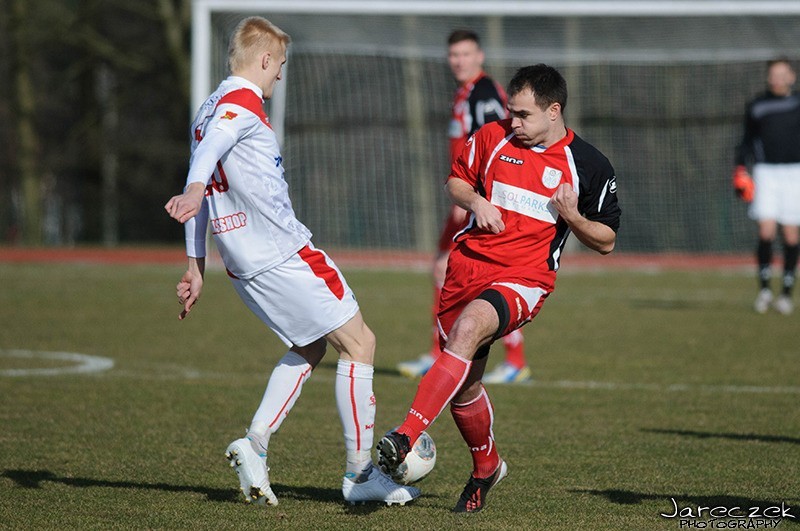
[521,379,800,394]
[3,351,798,395]
[0,350,114,377]
[85,364,800,395]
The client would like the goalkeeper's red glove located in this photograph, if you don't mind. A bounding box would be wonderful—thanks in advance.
[732,165,754,203]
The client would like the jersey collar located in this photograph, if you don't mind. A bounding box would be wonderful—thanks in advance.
[531,128,574,153]
[227,76,265,101]
[461,70,487,89]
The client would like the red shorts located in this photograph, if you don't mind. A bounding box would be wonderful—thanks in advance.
[437,247,552,347]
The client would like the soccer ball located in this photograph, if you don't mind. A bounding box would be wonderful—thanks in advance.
[392,431,437,485]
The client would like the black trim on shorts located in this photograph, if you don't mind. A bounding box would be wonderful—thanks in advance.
[476,288,510,342]
[474,344,491,361]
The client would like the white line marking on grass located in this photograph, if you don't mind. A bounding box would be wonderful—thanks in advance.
[523,379,800,395]
[52,359,799,396]
[0,350,114,377]
[310,374,800,395]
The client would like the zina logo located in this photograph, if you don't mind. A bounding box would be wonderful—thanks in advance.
[499,154,523,165]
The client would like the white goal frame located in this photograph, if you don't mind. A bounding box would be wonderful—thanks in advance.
[190,0,800,256]
[191,0,800,139]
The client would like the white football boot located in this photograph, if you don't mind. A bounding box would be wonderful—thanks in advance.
[342,465,420,506]
[482,362,532,384]
[773,295,794,315]
[397,353,435,379]
[754,289,773,314]
[225,437,278,506]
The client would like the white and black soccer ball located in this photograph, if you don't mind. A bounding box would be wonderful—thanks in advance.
[392,430,437,485]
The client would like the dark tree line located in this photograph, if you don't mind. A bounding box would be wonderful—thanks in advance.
[0,0,192,245]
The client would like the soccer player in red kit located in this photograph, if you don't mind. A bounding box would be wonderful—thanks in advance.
[397,29,530,384]
[379,64,621,513]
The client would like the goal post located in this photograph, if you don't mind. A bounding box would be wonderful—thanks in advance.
[192,0,800,255]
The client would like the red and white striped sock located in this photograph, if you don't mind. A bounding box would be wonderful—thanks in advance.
[397,349,472,445]
[335,359,376,479]
[450,385,500,479]
[248,351,312,441]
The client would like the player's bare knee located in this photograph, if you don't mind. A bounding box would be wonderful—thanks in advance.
[449,314,490,352]
[330,322,375,365]
[354,324,376,363]
[783,225,799,245]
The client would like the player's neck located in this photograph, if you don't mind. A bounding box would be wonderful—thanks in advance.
[231,68,266,99]
[459,70,484,87]
[536,125,568,149]
[769,88,792,97]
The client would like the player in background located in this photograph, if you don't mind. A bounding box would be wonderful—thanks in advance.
[164,17,419,507]
[733,57,800,315]
[379,64,621,513]
[397,29,531,384]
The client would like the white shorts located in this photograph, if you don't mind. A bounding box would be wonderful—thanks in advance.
[749,163,800,225]
[228,243,359,347]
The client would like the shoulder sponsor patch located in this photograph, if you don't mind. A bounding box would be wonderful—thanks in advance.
[609,177,617,193]
[220,110,238,120]
[541,167,562,189]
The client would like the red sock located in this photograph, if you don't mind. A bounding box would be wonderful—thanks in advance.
[397,349,471,444]
[430,287,443,357]
[450,385,500,479]
[502,329,525,369]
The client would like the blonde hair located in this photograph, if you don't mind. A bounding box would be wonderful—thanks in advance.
[228,17,291,73]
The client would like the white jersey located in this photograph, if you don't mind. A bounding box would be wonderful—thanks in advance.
[184,76,311,278]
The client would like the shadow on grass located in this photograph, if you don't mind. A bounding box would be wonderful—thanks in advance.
[1,469,344,506]
[571,489,799,525]
[642,428,800,445]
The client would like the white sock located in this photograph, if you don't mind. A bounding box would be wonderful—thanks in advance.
[248,351,313,446]
[245,431,270,461]
[335,359,376,481]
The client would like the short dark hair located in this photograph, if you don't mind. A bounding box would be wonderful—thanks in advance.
[507,64,568,112]
[448,29,480,47]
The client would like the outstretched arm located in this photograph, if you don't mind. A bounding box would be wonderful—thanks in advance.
[550,183,616,254]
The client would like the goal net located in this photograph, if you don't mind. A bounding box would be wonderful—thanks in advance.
[193,1,800,255]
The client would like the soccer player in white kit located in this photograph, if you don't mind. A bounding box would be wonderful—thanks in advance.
[164,16,419,507]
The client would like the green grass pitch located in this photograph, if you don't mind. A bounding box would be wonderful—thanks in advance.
[0,262,798,529]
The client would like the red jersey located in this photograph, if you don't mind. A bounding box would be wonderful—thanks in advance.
[448,72,508,167]
[449,119,620,289]
[441,72,508,252]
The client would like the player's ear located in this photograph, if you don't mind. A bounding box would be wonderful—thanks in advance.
[549,103,561,120]
[261,52,271,70]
